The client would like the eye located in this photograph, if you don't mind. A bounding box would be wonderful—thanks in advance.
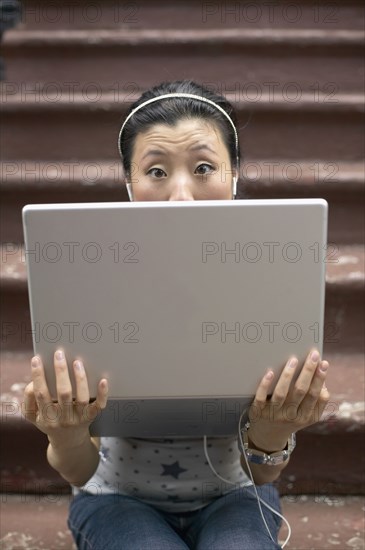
[195,163,215,175]
[147,168,166,178]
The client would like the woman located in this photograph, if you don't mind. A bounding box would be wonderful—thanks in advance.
[23,80,330,549]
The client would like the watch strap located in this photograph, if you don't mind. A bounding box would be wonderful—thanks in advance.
[239,421,296,466]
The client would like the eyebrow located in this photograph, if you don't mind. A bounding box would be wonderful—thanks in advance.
[141,144,218,161]
[189,144,217,155]
[141,149,166,161]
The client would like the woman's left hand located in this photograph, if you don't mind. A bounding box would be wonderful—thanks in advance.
[247,349,330,452]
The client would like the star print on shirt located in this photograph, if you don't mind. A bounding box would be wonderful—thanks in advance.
[161,461,188,479]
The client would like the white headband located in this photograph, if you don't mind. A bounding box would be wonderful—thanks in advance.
[117,92,239,169]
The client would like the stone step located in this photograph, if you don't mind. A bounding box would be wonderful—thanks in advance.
[17,0,365,31]
[0,350,364,495]
[279,495,365,549]
[1,160,364,244]
[2,28,364,94]
[1,93,364,161]
[0,495,76,550]
[0,493,364,550]
[1,243,364,352]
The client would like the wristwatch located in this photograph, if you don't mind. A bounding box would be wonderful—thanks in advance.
[239,421,296,466]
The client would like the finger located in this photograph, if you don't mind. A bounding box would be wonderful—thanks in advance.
[31,355,54,419]
[298,360,329,421]
[300,383,331,429]
[290,349,321,406]
[84,379,108,423]
[73,360,90,406]
[270,356,298,407]
[96,379,108,409]
[252,370,274,409]
[54,349,74,422]
[22,382,38,423]
[316,384,331,420]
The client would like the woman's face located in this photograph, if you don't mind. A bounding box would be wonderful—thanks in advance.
[129,118,237,201]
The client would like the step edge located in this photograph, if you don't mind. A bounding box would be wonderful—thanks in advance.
[3,28,365,47]
[1,91,364,112]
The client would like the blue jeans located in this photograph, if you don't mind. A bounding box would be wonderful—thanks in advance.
[68,483,282,549]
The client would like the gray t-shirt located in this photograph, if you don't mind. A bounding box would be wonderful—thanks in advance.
[74,435,252,513]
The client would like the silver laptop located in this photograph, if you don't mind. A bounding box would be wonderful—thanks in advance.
[22,199,328,437]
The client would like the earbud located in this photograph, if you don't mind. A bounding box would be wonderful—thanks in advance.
[232,176,237,199]
[126,182,133,201]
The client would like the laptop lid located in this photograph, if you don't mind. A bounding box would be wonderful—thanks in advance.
[22,199,328,436]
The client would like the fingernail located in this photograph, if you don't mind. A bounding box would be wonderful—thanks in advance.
[31,356,39,368]
[320,361,328,373]
[265,370,274,380]
[311,350,320,363]
[289,357,298,368]
[55,350,64,360]
[74,360,83,371]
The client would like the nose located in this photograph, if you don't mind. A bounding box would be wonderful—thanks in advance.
[168,174,195,201]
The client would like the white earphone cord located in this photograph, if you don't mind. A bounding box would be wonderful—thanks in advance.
[203,410,291,549]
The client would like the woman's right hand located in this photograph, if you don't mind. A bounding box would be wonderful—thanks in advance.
[22,349,108,448]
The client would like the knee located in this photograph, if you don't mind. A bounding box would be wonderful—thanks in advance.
[194,501,282,550]
[195,528,281,550]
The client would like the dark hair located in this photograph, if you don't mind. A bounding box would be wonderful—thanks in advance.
[119,79,240,179]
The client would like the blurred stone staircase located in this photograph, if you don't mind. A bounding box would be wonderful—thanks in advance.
[1,1,364,548]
